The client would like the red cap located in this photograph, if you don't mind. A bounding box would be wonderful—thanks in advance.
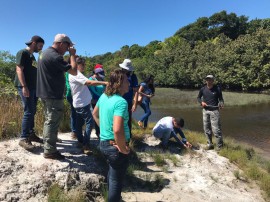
[94,64,103,69]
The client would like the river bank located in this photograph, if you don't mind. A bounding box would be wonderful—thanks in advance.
[133,88,270,159]
[0,132,267,202]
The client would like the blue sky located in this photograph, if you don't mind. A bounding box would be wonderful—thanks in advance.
[0,0,269,57]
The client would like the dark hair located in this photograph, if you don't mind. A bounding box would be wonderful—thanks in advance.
[76,57,85,65]
[175,118,184,128]
[105,69,126,96]
[144,75,155,93]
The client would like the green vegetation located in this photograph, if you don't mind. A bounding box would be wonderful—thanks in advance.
[2,12,270,92]
[48,183,86,202]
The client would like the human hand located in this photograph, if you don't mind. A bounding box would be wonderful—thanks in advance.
[22,86,29,97]
[131,103,137,112]
[219,103,224,109]
[114,145,130,154]
[69,46,76,56]
[184,142,192,149]
[201,102,207,107]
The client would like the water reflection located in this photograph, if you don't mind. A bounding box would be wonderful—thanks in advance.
[134,103,270,158]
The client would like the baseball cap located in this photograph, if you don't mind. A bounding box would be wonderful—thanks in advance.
[205,75,214,80]
[54,34,75,46]
[25,35,45,45]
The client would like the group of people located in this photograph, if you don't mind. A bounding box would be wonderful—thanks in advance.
[15,34,224,202]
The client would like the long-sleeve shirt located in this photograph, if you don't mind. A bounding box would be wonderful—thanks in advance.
[153,116,187,146]
[197,85,224,110]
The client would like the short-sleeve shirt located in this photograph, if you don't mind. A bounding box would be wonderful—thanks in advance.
[123,73,138,104]
[69,71,92,108]
[88,76,105,101]
[37,47,71,99]
[140,82,153,103]
[97,93,130,141]
[14,49,37,90]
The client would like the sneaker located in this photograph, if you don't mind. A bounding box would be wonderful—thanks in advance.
[57,138,62,143]
[19,139,35,151]
[29,132,43,143]
[71,132,77,140]
[204,144,214,150]
[43,151,65,160]
[83,145,92,155]
[138,121,143,128]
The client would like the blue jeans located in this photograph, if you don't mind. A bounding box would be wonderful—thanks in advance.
[139,101,151,128]
[100,141,129,202]
[75,104,93,145]
[66,96,77,133]
[18,87,38,139]
[153,127,183,147]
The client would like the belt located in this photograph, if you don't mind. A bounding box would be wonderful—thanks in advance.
[204,107,219,111]
[107,140,129,146]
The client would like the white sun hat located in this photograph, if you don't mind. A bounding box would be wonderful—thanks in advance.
[119,59,134,71]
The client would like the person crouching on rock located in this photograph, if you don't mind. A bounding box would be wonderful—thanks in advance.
[92,69,130,202]
[152,116,192,150]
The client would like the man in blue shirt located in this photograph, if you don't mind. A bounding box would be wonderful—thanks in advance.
[119,59,139,138]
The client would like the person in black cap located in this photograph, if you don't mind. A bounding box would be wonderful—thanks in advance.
[197,75,224,150]
[14,35,45,151]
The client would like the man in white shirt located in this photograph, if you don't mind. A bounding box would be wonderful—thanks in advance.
[68,57,107,155]
[152,116,192,149]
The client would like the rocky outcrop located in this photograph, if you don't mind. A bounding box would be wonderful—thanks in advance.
[0,134,105,202]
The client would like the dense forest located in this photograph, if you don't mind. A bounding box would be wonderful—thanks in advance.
[1,10,270,93]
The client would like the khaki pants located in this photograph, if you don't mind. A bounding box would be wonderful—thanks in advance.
[203,109,223,148]
[42,99,64,154]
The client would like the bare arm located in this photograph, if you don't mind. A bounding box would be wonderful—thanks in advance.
[92,105,100,127]
[131,86,139,112]
[85,80,108,86]
[16,65,29,97]
[67,48,77,76]
[138,85,154,98]
[113,116,130,154]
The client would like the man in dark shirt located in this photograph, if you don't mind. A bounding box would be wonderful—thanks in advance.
[119,59,139,138]
[37,34,77,159]
[15,35,44,151]
[197,75,224,150]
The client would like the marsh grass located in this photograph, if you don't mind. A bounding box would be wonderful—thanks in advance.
[100,183,108,202]
[0,95,72,140]
[164,153,180,166]
[218,137,270,198]
[153,153,166,167]
[48,183,86,202]
[152,88,270,109]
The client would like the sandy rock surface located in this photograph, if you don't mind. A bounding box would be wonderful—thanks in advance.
[0,133,104,202]
[122,135,265,202]
[0,133,266,202]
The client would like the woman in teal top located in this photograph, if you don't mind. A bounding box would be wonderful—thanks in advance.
[93,69,130,202]
[88,64,106,138]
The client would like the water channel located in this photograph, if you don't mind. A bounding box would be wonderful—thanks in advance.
[134,101,270,159]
